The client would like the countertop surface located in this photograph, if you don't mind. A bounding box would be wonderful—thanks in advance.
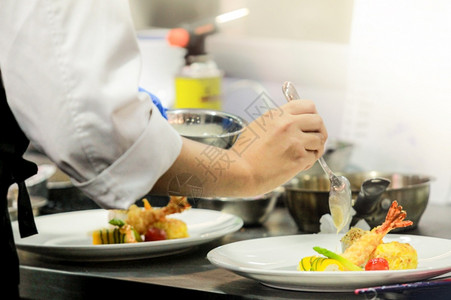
[18,203,451,300]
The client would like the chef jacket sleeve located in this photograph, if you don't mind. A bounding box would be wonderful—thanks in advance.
[0,0,182,209]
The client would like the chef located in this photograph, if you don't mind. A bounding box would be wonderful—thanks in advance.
[0,1,327,298]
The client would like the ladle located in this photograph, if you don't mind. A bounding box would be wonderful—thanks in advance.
[353,177,391,216]
[282,81,352,232]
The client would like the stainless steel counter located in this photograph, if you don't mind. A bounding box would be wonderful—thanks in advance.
[18,204,451,300]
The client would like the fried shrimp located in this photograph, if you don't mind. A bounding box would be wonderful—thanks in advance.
[341,201,413,267]
[341,227,368,252]
[126,196,191,235]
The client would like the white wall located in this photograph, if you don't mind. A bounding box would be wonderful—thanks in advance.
[341,1,451,204]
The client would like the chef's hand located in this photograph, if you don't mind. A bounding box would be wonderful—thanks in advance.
[230,100,327,195]
[151,100,327,198]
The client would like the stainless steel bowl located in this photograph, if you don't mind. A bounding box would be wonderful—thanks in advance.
[167,109,247,149]
[191,187,283,226]
[284,172,431,233]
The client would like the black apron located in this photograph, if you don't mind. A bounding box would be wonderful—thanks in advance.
[1,73,38,299]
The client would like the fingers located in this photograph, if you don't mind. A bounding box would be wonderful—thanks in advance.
[296,114,325,132]
[296,133,325,163]
[294,147,321,171]
[302,151,320,170]
[293,112,328,160]
[291,112,328,149]
[283,99,318,115]
[282,100,328,141]
[301,132,325,152]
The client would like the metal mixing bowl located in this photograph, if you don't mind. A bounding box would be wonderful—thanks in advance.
[284,171,431,233]
[191,187,283,226]
[167,109,247,149]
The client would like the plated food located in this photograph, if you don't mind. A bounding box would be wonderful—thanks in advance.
[13,208,243,261]
[92,196,191,244]
[298,201,418,271]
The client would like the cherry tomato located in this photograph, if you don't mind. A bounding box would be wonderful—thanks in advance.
[365,258,389,271]
[144,227,167,241]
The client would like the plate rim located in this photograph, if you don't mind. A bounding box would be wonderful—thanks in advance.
[207,234,451,291]
[13,208,243,261]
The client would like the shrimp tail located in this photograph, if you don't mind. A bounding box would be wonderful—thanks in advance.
[162,196,191,215]
[341,200,413,267]
[126,196,191,235]
[375,201,413,234]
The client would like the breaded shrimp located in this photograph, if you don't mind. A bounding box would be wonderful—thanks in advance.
[126,196,190,235]
[341,201,413,267]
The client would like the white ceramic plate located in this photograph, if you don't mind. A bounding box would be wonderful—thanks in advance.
[207,234,451,292]
[13,208,243,261]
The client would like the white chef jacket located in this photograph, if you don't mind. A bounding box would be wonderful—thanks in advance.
[0,0,182,209]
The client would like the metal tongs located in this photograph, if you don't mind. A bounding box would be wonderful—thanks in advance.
[282,81,352,232]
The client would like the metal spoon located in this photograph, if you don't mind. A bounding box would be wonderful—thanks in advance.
[282,81,352,232]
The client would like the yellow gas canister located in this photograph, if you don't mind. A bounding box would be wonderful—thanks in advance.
[175,76,221,109]
[167,9,249,109]
[174,55,223,110]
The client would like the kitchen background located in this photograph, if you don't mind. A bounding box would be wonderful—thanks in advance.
[129,0,451,205]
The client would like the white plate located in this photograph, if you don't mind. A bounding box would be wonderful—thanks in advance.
[207,234,451,292]
[13,208,243,261]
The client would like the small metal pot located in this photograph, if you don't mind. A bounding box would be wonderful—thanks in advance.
[284,172,431,233]
[191,187,283,226]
